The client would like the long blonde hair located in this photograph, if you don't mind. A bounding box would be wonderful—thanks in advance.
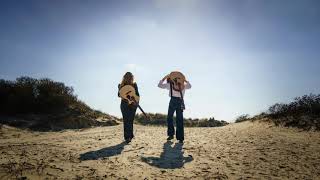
[120,72,134,87]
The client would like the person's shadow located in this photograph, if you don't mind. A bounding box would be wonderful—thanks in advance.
[79,142,127,161]
[141,141,193,169]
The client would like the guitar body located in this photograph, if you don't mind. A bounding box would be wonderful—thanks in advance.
[168,71,186,91]
[119,84,150,120]
[119,85,140,105]
[168,71,186,110]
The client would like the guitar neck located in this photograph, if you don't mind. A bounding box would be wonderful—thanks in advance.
[137,105,148,119]
[132,98,149,120]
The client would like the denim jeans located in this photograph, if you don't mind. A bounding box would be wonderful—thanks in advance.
[121,100,137,140]
[167,97,184,141]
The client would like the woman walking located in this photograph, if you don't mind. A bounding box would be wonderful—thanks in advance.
[158,72,191,143]
[118,72,139,143]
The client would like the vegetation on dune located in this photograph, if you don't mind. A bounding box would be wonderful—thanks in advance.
[235,114,251,123]
[133,113,229,127]
[4,77,319,131]
[236,94,320,130]
[0,76,118,131]
[266,94,320,130]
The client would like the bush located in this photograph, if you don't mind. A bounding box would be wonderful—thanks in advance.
[0,76,78,114]
[0,76,118,130]
[266,94,320,130]
[251,112,268,120]
[135,113,169,125]
[133,113,228,127]
[36,78,77,113]
[268,94,320,118]
[196,118,228,127]
[235,114,250,123]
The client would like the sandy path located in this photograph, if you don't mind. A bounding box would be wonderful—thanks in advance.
[0,121,320,179]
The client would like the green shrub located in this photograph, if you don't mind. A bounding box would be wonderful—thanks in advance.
[235,114,250,123]
[268,94,320,118]
[266,94,320,130]
[0,76,118,131]
[133,113,228,127]
[0,76,78,114]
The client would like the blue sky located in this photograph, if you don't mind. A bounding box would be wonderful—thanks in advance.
[1,0,320,121]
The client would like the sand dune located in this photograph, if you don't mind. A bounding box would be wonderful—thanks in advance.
[1,121,320,179]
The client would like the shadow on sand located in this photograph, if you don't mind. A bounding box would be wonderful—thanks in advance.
[141,141,193,169]
[79,142,127,161]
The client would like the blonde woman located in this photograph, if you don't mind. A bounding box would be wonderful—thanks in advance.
[118,72,139,143]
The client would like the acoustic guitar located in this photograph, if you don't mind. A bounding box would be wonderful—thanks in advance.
[119,85,149,120]
[167,71,186,91]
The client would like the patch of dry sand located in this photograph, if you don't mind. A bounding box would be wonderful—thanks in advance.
[0,121,320,179]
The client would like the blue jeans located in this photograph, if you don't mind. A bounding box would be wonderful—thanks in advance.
[120,100,137,140]
[167,97,184,141]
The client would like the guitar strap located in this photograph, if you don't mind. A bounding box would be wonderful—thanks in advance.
[169,81,185,111]
[178,84,186,111]
[169,81,173,98]
[179,88,184,100]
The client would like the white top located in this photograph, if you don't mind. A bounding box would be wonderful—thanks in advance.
[158,80,192,98]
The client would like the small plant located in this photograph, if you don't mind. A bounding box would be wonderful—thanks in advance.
[35,158,47,175]
[3,160,24,179]
[75,175,83,180]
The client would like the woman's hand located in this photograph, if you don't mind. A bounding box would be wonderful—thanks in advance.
[162,74,169,81]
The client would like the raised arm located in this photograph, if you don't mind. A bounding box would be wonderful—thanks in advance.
[184,80,192,89]
[158,75,170,89]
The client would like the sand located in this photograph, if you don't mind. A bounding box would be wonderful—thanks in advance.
[0,120,320,179]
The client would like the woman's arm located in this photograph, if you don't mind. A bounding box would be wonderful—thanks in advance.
[158,80,169,89]
[118,84,121,97]
[158,75,170,89]
[134,83,140,96]
[184,80,192,89]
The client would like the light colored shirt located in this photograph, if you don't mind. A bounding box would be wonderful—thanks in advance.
[158,80,191,98]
